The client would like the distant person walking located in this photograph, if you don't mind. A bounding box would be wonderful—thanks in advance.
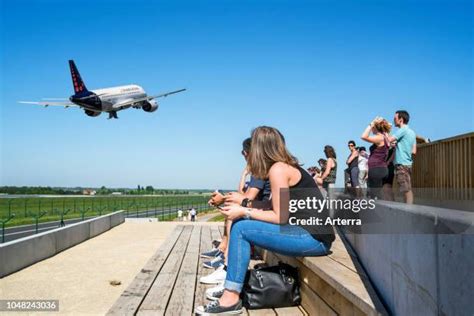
[177,209,183,221]
[357,147,369,190]
[387,110,417,204]
[361,117,391,199]
[190,208,197,222]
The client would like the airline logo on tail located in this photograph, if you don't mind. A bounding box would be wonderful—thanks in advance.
[69,60,87,94]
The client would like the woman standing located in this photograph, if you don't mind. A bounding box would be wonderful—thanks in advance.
[361,117,392,199]
[195,126,334,315]
[316,146,337,197]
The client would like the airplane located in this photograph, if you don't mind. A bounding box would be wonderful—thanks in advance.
[19,60,186,119]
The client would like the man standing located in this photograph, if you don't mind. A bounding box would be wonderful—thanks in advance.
[388,110,417,204]
[346,140,360,196]
[190,208,197,222]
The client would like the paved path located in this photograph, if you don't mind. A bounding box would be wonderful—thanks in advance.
[1,222,179,315]
[197,211,220,222]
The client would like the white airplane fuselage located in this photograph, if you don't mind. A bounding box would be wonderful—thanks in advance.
[91,84,149,112]
[70,84,159,118]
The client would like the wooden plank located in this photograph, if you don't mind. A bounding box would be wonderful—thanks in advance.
[298,306,309,316]
[247,309,276,316]
[137,225,194,315]
[210,225,221,242]
[300,255,387,315]
[165,226,202,316]
[274,306,304,316]
[327,234,360,274]
[194,225,213,309]
[218,224,225,237]
[300,282,337,316]
[107,225,185,316]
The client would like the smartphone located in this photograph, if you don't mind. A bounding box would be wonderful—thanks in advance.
[215,190,225,196]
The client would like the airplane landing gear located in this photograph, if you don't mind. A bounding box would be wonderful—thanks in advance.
[108,111,119,119]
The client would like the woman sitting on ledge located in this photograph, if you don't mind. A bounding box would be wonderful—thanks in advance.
[195,126,335,315]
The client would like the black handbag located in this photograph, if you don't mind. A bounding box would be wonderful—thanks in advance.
[241,262,301,309]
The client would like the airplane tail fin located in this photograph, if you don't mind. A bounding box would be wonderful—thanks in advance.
[69,60,89,95]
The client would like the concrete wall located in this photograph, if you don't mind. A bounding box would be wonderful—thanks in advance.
[0,211,124,278]
[340,201,474,316]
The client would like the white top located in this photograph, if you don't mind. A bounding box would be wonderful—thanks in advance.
[177,210,183,217]
[358,153,369,171]
[190,209,197,216]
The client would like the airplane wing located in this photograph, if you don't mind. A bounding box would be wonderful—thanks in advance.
[112,88,186,109]
[19,101,79,108]
[151,88,187,98]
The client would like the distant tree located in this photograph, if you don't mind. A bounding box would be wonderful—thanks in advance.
[145,185,154,192]
[97,186,110,195]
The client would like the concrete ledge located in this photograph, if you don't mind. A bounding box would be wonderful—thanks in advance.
[339,201,474,315]
[0,211,125,278]
[125,217,159,223]
[90,214,111,238]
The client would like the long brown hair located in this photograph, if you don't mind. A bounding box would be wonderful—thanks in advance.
[324,145,336,159]
[247,126,299,179]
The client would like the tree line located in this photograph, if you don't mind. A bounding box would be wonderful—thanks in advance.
[0,186,211,195]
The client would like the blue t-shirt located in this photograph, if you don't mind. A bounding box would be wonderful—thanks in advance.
[248,176,271,201]
[393,125,416,166]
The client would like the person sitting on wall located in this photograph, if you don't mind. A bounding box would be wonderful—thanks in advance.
[195,126,335,315]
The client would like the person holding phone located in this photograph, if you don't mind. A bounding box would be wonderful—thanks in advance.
[200,138,271,284]
[196,126,334,315]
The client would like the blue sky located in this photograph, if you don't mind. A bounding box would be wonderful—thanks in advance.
[1,0,472,189]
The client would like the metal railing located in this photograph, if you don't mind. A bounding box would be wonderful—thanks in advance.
[0,195,211,242]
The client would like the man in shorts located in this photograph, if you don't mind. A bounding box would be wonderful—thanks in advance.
[387,110,417,204]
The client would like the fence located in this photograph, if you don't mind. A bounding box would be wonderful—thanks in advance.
[0,195,211,241]
[412,132,474,205]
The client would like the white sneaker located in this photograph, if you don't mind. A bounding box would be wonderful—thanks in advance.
[206,283,225,301]
[199,264,226,284]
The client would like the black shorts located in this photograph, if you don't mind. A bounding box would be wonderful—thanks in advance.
[383,164,395,186]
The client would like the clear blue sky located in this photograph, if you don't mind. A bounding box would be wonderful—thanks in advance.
[1,0,472,189]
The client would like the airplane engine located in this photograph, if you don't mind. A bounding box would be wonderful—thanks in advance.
[84,109,101,117]
[142,100,159,112]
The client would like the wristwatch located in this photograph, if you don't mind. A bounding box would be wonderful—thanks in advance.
[241,198,250,207]
[244,208,252,220]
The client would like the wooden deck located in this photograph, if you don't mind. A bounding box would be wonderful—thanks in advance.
[107,223,306,316]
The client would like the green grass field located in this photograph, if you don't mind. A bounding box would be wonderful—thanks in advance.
[0,195,211,227]
[208,213,225,222]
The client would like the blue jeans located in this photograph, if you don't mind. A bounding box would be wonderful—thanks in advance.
[224,219,330,293]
